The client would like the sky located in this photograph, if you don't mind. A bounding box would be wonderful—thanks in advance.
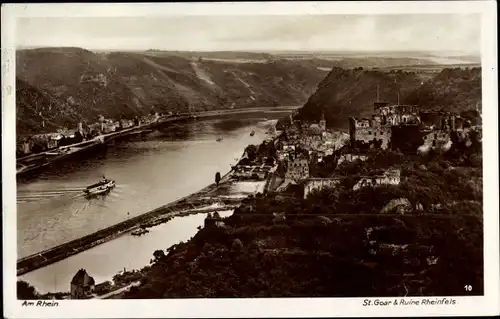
[16,14,481,53]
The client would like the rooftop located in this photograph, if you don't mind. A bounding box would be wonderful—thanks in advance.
[71,268,95,287]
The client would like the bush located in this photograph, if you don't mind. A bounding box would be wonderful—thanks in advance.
[17,281,38,300]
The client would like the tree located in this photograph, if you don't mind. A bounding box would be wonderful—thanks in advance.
[215,172,221,187]
[231,238,244,253]
[17,280,38,300]
[74,131,84,143]
[152,250,166,264]
[246,145,258,162]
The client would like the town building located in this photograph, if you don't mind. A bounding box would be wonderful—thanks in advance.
[298,135,324,151]
[303,177,343,199]
[319,112,326,131]
[337,153,369,166]
[17,138,34,156]
[353,169,401,191]
[285,154,310,182]
[233,164,275,180]
[70,268,95,299]
[101,121,117,134]
[277,144,296,161]
[120,119,135,129]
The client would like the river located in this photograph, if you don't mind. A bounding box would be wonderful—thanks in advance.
[17,108,295,293]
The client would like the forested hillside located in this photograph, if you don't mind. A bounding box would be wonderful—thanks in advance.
[298,67,482,129]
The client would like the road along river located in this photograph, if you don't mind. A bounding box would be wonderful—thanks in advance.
[17,107,295,293]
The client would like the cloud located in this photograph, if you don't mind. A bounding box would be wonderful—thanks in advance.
[17,14,481,53]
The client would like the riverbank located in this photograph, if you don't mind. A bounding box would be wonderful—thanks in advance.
[17,122,159,177]
[16,106,299,178]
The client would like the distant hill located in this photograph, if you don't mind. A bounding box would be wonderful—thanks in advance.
[297,66,482,129]
[16,48,329,136]
[16,48,481,136]
[330,57,439,69]
[144,50,275,61]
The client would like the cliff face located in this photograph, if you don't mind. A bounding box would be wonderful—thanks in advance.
[16,48,329,135]
[298,67,482,129]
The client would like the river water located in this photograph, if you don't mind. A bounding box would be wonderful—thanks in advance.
[17,108,294,293]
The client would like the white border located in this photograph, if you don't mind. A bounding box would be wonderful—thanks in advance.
[2,1,498,318]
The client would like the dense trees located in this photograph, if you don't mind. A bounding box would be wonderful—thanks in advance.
[243,141,277,164]
[17,280,38,300]
[403,68,481,113]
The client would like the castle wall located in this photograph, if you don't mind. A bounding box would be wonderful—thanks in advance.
[419,112,458,131]
[353,126,391,150]
[419,130,452,153]
[390,125,424,154]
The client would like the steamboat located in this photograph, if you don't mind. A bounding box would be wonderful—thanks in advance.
[84,176,116,197]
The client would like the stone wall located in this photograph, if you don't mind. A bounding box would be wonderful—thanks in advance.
[304,178,342,198]
[353,126,392,150]
[419,130,452,154]
[353,169,401,191]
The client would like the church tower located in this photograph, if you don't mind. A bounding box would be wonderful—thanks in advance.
[319,111,326,131]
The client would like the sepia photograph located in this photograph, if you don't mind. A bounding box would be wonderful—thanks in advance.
[2,1,498,318]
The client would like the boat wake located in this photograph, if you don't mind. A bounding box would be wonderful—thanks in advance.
[17,188,86,203]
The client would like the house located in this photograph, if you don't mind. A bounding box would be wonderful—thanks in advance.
[308,124,323,136]
[47,135,60,149]
[17,138,34,155]
[101,121,117,134]
[304,177,343,199]
[70,268,95,299]
[285,154,309,182]
[120,119,134,129]
[337,153,369,166]
[353,169,401,191]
